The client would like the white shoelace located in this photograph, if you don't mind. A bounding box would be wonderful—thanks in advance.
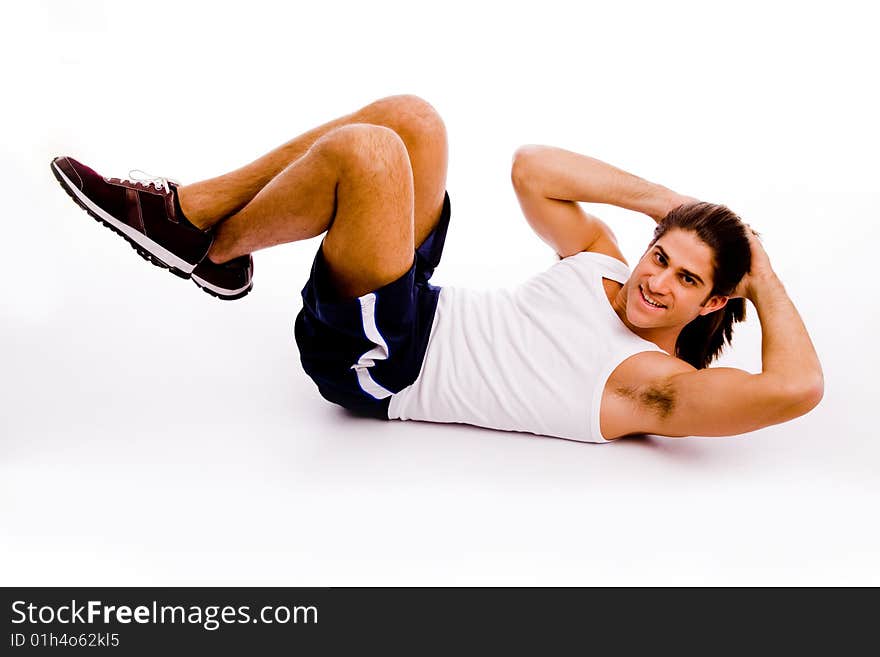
[122,169,180,194]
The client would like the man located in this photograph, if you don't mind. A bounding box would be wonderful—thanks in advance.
[50,94,823,442]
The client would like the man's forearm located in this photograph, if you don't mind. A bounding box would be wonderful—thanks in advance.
[513,145,685,221]
[751,274,824,400]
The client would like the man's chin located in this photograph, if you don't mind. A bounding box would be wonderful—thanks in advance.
[626,310,653,329]
[628,309,671,329]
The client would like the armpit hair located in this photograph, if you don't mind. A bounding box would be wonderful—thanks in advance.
[615,381,677,419]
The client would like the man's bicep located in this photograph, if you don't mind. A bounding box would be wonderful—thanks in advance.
[640,367,793,438]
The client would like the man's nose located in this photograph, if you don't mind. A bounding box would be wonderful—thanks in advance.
[649,270,674,294]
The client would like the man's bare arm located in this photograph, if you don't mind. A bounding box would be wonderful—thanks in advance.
[512,145,695,222]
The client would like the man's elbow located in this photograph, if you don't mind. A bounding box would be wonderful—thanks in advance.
[511,145,546,192]
[782,376,825,419]
[803,375,825,412]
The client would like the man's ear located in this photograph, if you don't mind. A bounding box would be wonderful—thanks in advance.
[698,295,728,316]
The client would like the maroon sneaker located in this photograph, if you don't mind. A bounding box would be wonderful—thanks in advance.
[50,156,212,278]
[191,254,254,300]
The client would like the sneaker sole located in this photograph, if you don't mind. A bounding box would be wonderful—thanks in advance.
[51,158,196,278]
[191,275,253,300]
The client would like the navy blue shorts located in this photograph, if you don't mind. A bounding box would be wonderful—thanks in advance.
[294,191,451,419]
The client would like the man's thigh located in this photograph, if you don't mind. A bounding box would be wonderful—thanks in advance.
[318,123,417,300]
[353,94,449,250]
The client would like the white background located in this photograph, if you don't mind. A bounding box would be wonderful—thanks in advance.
[2,0,878,585]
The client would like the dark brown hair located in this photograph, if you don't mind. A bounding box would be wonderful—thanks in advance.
[649,202,752,370]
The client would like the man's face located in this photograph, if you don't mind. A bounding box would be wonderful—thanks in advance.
[625,228,728,329]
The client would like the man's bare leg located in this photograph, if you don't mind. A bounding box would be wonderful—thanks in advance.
[177,94,448,254]
[48,95,446,300]
[190,121,422,300]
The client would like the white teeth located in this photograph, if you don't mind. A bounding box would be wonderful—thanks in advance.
[640,286,665,308]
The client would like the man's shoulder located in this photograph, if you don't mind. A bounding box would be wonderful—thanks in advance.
[571,238,628,269]
[611,352,695,413]
[603,352,696,439]
[619,350,695,389]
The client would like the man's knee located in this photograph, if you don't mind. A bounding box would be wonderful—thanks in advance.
[317,123,412,180]
[363,94,447,146]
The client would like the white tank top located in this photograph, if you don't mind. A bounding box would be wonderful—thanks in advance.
[387,251,669,442]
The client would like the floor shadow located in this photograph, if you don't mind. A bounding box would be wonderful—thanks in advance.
[334,408,726,465]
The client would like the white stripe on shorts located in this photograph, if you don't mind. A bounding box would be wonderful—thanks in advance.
[351,292,393,400]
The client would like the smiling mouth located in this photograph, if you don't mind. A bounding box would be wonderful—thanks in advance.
[639,285,666,309]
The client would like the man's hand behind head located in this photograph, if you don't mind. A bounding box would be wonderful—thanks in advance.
[731,225,776,301]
